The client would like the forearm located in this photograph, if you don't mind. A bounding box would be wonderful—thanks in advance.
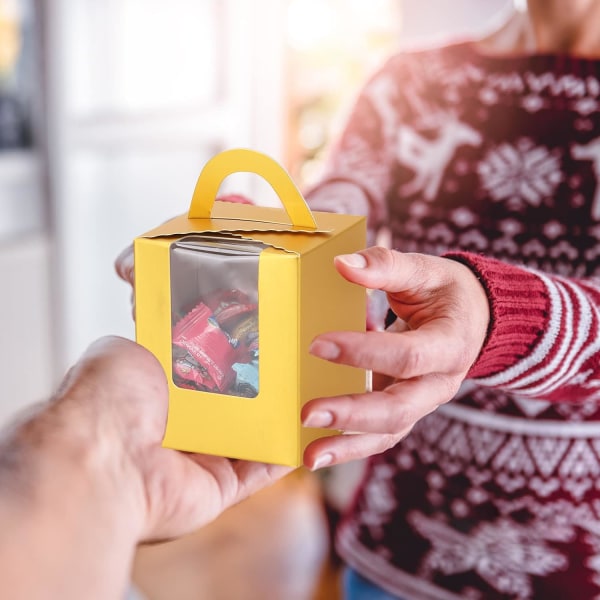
[0,336,288,598]
[0,402,144,599]
[306,182,382,247]
[302,65,400,241]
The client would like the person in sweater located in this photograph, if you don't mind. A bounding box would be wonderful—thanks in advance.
[115,0,600,597]
[297,0,600,597]
[0,336,289,599]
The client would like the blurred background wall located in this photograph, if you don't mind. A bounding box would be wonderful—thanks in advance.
[0,0,511,424]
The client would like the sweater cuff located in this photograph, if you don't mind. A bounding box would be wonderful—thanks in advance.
[444,252,550,379]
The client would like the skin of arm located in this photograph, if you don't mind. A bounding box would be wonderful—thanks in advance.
[0,336,290,600]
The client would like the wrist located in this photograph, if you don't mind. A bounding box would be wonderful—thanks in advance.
[446,257,491,366]
[0,396,147,599]
[444,251,549,378]
[2,393,146,544]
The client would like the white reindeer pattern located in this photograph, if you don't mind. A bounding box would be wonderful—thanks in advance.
[396,115,482,201]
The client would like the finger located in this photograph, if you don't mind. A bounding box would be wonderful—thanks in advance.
[130,290,136,321]
[232,461,293,499]
[309,328,466,380]
[115,244,135,285]
[187,454,292,506]
[60,336,168,412]
[303,431,408,469]
[302,374,458,435]
[61,336,138,383]
[333,247,448,295]
[370,317,410,383]
[81,334,139,358]
[79,336,160,373]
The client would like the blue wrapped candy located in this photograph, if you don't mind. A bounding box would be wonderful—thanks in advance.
[233,360,259,398]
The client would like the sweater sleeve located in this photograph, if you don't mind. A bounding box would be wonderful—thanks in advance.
[445,251,600,403]
[304,55,408,244]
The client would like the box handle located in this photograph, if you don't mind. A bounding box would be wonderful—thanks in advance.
[188,148,318,230]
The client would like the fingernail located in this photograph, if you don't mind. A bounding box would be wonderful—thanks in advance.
[311,453,333,471]
[303,410,334,428]
[337,253,367,268]
[309,340,340,360]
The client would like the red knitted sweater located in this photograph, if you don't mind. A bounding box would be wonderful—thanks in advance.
[306,41,600,599]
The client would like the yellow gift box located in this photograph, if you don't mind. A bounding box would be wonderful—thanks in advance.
[134,149,367,466]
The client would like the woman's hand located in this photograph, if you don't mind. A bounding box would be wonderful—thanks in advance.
[115,244,135,317]
[302,247,490,469]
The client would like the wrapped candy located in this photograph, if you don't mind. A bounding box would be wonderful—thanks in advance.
[171,291,260,396]
[172,302,237,393]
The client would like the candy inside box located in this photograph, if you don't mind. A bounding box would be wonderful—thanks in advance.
[134,149,367,466]
[170,235,265,398]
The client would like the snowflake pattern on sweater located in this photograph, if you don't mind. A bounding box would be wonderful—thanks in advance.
[307,42,600,599]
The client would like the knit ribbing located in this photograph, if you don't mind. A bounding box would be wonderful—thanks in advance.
[444,252,550,379]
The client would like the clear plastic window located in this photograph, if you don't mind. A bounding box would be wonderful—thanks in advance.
[170,234,265,397]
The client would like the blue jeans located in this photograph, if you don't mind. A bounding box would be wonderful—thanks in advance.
[343,567,406,600]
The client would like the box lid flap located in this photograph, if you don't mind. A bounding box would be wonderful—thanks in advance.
[137,149,365,250]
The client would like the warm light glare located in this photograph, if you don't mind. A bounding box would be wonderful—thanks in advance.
[0,0,21,76]
[286,0,337,51]
[348,0,397,30]
[284,0,402,187]
[286,0,400,56]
